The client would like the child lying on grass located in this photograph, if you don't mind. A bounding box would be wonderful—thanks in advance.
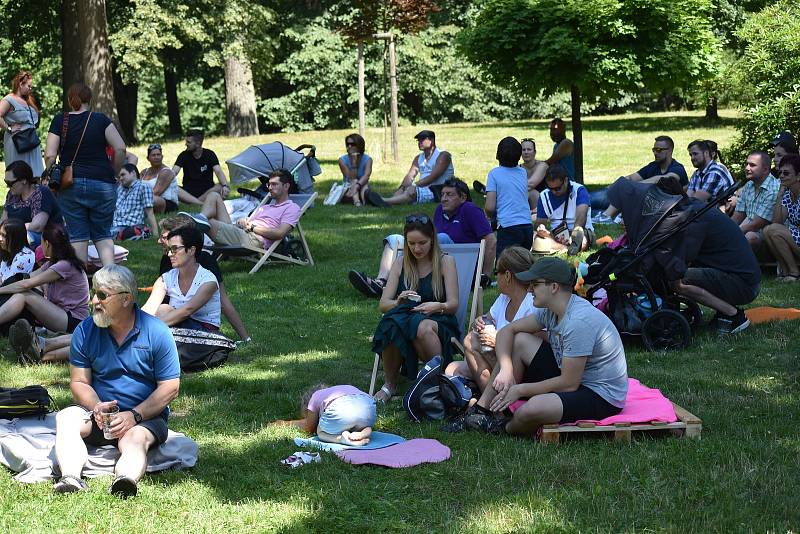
[275,384,377,446]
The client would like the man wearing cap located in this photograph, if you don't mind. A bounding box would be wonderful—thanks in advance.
[443,256,628,435]
[350,178,495,297]
[364,130,454,207]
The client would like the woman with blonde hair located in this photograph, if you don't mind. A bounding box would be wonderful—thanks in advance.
[0,71,45,177]
[370,214,459,402]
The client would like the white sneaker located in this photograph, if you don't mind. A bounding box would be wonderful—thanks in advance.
[592,213,615,224]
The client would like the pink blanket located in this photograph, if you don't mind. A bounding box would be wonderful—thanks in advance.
[336,439,450,468]
[508,378,678,426]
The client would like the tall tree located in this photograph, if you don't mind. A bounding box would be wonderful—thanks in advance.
[460,0,719,183]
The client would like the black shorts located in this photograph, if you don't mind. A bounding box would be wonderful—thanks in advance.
[66,313,82,333]
[79,406,170,447]
[683,267,758,306]
[496,224,534,258]
[521,342,622,424]
[164,199,179,212]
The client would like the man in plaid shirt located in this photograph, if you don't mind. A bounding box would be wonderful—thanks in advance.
[732,151,780,250]
[687,140,734,201]
[111,163,158,240]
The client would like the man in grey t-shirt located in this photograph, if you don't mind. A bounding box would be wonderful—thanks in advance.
[442,256,628,436]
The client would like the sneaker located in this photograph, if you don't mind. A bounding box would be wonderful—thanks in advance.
[10,319,41,365]
[592,213,615,224]
[109,475,138,498]
[440,405,481,433]
[614,214,624,225]
[716,308,750,334]
[473,180,487,196]
[53,475,87,494]
[465,413,509,435]
[567,227,584,256]
[365,190,389,208]
[177,211,211,234]
[348,270,384,298]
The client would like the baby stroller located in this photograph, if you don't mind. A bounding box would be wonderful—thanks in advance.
[583,180,742,351]
[225,142,322,195]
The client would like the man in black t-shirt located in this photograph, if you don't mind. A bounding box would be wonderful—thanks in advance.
[172,129,231,204]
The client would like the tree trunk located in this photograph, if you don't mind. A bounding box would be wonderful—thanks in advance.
[164,66,182,136]
[224,55,259,137]
[75,0,119,123]
[358,44,365,136]
[61,0,83,109]
[705,95,719,120]
[570,85,584,184]
[112,61,138,144]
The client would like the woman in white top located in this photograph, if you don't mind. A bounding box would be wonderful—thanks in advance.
[446,246,540,391]
[140,143,180,213]
[143,225,220,331]
[0,218,35,284]
[0,71,44,177]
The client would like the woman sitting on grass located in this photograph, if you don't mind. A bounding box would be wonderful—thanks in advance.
[0,218,35,285]
[275,384,377,446]
[339,133,373,206]
[371,214,459,402]
[445,246,540,392]
[143,225,221,331]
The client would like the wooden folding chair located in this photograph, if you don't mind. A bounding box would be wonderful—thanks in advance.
[368,240,486,396]
[213,192,317,274]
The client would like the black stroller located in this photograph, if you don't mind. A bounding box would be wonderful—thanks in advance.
[583,180,742,351]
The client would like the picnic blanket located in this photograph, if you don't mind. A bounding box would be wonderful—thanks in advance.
[0,413,198,483]
[293,431,405,453]
[508,378,678,426]
[336,439,450,467]
[745,306,800,324]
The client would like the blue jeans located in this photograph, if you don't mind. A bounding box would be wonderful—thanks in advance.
[27,230,41,248]
[590,188,610,215]
[58,177,117,242]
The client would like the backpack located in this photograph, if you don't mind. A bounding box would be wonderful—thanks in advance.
[438,374,475,414]
[170,328,236,373]
[403,356,477,422]
[0,385,53,419]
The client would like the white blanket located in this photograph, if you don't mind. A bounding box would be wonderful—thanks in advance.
[0,413,198,483]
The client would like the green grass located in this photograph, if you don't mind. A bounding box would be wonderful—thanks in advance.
[2,110,799,532]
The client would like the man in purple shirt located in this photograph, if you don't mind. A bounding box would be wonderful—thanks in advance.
[349,178,497,298]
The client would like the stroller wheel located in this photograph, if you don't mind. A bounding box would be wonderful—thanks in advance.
[642,310,691,352]
[666,296,703,331]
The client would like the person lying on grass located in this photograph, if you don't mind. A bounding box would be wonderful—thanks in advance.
[442,256,628,436]
[273,384,376,446]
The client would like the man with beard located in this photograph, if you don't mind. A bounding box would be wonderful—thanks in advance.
[51,265,180,498]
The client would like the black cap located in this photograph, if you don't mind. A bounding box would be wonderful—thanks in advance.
[514,256,576,286]
[414,130,435,141]
[771,130,797,150]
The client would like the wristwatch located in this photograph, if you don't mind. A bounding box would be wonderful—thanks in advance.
[131,409,143,424]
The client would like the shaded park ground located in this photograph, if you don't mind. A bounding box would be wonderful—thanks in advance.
[1,111,798,532]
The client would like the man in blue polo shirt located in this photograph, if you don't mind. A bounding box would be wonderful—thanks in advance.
[592,135,689,223]
[349,178,496,297]
[52,265,180,498]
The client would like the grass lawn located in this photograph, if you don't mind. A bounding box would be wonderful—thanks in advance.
[2,110,799,532]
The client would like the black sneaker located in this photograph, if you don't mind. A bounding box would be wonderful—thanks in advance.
[365,190,389,208]
[348,270,383,298]
[110,475,138,499]
[53,475,88,494]
[10,319,41,365]
[465,413,509,435]
[716,308,750,334]
[440,405,480,433]
[473,180,487,196]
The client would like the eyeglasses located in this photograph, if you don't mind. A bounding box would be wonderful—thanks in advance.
[405,214,430,225]
[4,180,17,187]
[652,147,669,153]
[529,279,551,288]
[92,290,130,301]
[166,245,187,255]
[148,143,162,152]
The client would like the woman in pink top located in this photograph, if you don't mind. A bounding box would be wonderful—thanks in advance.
[0,225,89,363]
[274,384,377,446]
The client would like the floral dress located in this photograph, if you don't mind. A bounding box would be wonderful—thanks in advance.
[781,189,800,246]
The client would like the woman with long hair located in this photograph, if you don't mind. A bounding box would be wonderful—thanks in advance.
[2,160,63,247]
[0,225,89,358]
[0,218,35,284]
[140,143,180,213]
[370,214,459,402]
[0,71,45,177]
[43,82,126,266]
[338,133,373,206]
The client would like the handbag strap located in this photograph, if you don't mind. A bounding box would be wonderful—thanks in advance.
[69,112,91,166]
[57,113,69,164]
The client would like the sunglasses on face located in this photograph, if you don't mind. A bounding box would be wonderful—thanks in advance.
[652,147,669,153]
[148,143,162,152]
[92,290,130,301]
[405,214,430,224]
[4,180,17,187]
[166,245,187,255]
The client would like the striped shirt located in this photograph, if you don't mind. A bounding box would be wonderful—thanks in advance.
[688,161,734,198]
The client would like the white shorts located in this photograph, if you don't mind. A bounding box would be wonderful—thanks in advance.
[415,185,435,204]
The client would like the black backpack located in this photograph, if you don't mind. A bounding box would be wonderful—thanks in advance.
[171,328,236,373]
[0,385,53,419]
[403,356,477,422]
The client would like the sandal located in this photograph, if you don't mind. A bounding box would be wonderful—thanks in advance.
[280,451,321,468]
[373,384,395,403]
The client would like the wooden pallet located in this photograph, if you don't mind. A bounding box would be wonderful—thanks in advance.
[540,402,702,444]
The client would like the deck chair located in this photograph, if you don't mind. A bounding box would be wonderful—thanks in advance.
[368,240,486,396]
[212,192,317,274]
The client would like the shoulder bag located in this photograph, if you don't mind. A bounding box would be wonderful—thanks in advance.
[48,112,90,191]
[10,102,41,153]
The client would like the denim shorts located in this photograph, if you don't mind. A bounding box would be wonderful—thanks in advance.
[318,393,377,435]
[58,177,117,242]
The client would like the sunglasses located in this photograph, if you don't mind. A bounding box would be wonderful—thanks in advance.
[93,290,130,301]
[4,180,17,187]
[148,143,162,152]
[652,147,669,153]
[166,245,187,255]
[405,214,430,225]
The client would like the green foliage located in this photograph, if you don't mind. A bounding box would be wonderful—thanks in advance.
[459,0,720,100]
[727,0,800,169]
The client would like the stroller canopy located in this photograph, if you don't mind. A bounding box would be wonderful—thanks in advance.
[607,177,684,252]
[226,142,316,194]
